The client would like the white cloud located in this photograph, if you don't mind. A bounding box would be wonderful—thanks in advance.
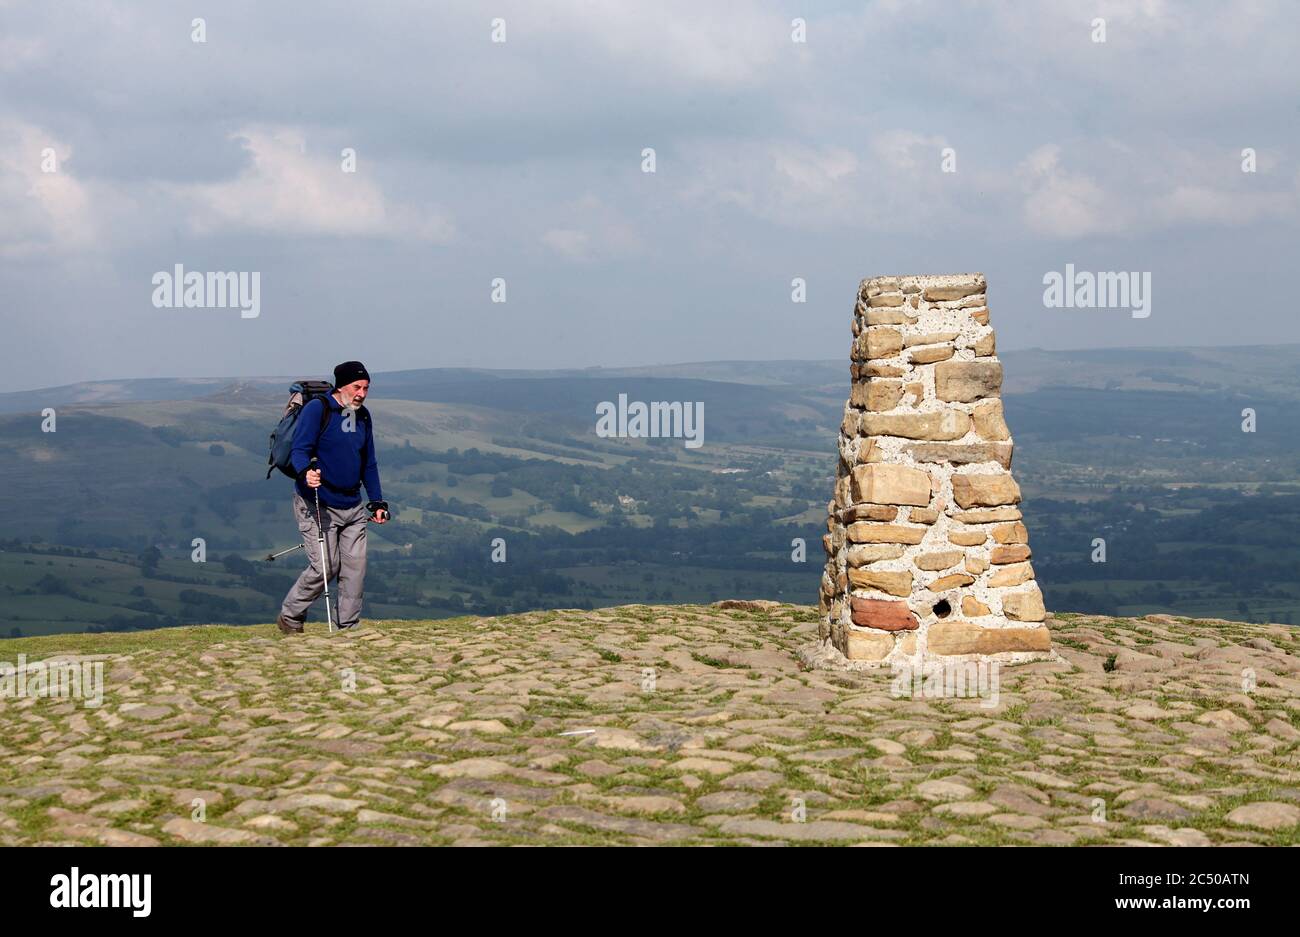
[676,140,860,230]
[870,130,946,174]
[677,133,987,233]
[540,2,786,89]
[1157,181,1298,227]
[1017,142,1300,238]
[541,228,592,260]
[539,194,644,261]
[772,143,858,194]
[174,127,455,243]
[0,37,45,72]
[0,119,97,258]
[1017,144,1126,239]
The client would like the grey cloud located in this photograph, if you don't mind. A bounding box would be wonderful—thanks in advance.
[0,0,1298,390]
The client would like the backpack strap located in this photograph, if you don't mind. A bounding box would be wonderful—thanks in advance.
[309,394,332,465]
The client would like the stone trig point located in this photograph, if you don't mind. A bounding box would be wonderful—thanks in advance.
[818,273,1053,665]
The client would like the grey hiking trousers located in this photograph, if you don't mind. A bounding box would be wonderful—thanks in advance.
[280,492,369,628]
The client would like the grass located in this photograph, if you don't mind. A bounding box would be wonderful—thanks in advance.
[3,602,1296,846]
[0,615,480,661]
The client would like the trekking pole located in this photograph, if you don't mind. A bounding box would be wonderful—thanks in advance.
[264,543,305,562]
[309,457,336,633]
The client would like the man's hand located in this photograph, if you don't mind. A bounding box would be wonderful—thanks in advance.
[305,468,322,488]
[367,500,389,524]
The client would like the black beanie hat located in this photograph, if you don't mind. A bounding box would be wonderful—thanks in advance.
[333,360,370,388]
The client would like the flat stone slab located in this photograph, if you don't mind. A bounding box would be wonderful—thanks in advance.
[0,603,1296,846]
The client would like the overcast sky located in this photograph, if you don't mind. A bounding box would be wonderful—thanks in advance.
[2,0,1298,391]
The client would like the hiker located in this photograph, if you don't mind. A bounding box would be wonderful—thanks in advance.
[276,361,388,634]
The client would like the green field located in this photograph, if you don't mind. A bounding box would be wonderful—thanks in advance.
[5,352,1300,635]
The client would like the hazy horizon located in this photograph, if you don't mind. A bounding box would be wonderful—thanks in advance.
[8,337,1300,396]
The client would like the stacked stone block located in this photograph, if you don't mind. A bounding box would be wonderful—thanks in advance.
[818,273,1053,664]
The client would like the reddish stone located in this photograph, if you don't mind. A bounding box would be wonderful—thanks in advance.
[849,597,919,632]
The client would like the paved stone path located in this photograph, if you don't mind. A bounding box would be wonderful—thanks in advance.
[2,603,1298,845]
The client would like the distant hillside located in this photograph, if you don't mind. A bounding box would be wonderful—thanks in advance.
[8,343,1300,413]
[1000,345,1300,399]
[6,345,1300,637]
[0,360,845,414]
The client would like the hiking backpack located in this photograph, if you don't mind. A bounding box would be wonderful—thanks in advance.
[265,380,335,479]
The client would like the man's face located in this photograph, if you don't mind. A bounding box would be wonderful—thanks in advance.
[339,379,369,407]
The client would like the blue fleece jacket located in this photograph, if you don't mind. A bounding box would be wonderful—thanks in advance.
[290,393,382,509]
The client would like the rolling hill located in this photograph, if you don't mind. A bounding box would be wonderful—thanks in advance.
[5,345,1300,635]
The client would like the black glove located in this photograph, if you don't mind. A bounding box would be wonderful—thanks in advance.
[366,500,390,521]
